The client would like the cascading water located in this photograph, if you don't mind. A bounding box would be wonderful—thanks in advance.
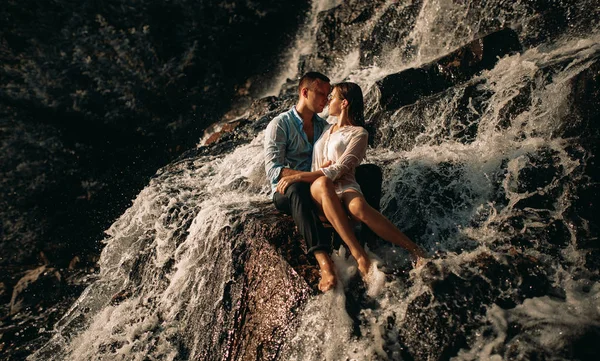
[31,0,599,360]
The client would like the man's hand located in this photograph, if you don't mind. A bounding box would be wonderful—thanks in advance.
[276,174,300,194]
[320,160,333,168]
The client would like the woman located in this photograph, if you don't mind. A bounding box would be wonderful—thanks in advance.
[276,82,427,281]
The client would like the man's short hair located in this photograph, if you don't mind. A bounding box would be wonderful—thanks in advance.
[298,71,330,91]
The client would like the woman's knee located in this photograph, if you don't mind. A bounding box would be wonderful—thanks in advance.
[312,176,334,191]
[348,198,371,222]
[310,176,334,199]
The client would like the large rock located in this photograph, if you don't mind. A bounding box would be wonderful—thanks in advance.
[0,267,95,361]
[399,252,551,361]
[376,28,522,111]
[294,0,385,75]
[367,79,491,150]
[195,209,316,360]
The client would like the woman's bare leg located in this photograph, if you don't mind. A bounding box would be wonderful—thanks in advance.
[341,191,427,262]
[310,177,371,277]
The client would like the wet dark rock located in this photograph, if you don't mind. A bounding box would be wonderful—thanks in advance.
[564,61,600,258]
[316,1,380,54]
[509,218,572,258]
[368,78,493,149]
[399,252,550,361]
[564,57,600,139]
[1,0,309,271]
[519,0,600,48]
[0,268,96,361]
[377,28,521,111]
[9,266,63,316]
[295,0,386,74]
[496,80,533,130]
[494,314,600,361]
[513,148,563,194]
[199,95,297,147]
[359,0,422,66]
[382,161,475,246]
[200,119,252,146]
[169,206,316,360]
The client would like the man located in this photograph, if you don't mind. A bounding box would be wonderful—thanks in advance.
[264,72,337,291]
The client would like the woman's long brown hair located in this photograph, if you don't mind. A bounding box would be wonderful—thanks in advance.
[334,82,365,128]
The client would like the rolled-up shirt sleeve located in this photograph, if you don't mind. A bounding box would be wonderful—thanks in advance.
[264,117,287,184]
[321,129,368,181]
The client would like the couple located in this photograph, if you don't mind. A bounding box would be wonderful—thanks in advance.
[264,72,427,292]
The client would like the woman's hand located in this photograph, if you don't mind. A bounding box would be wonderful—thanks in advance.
[276,175,300,194]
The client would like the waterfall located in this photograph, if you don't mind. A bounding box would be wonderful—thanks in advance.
[31,1,599,360]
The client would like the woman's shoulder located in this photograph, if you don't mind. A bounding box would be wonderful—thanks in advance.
[346,126,368,137]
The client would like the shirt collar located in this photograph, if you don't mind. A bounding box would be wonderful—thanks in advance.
[291,106,304,127]
[292,106,323,127]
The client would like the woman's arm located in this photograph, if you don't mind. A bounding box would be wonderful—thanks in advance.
[321,129,368,182]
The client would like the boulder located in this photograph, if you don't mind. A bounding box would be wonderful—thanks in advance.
[377,28,522,111]
[563,59,600,273]
[295,0,386,75]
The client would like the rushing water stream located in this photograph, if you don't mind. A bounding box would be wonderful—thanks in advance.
[32,0,599,360]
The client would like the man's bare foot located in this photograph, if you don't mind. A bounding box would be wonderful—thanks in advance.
[356,255,372,280]
[319,269,336,292]
[314,250,336,292]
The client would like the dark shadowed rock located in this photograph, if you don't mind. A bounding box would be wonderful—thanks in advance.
[9,266,63,316]
[377,28,521,111]
[199,95,297,147]
[0,0,310,273]
[296,0,386,75]
[368,79,492,149]
[0,268,96,361]
[399,252,550,361]
[562,59,600,272]
[359,0,422,66]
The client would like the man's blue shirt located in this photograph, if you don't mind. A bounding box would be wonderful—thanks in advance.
[264,107,327,197]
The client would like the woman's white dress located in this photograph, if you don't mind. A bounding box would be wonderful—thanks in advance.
[311,124,368,196]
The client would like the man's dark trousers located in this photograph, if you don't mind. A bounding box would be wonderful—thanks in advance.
[272,182,331,253]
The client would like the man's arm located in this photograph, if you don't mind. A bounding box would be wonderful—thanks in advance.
[280,168,304,178]
[264,117,292,184]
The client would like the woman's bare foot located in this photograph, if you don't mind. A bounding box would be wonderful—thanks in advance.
[413,255,428,268]
[319,268,337,292]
